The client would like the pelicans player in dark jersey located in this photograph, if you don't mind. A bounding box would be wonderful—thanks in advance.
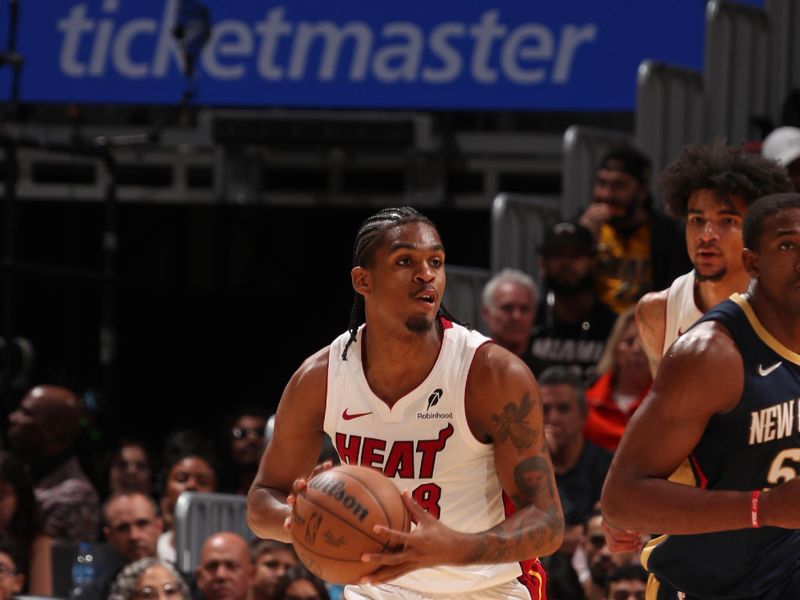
[602,193,800,599]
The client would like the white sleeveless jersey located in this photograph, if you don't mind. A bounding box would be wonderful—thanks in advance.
[662,270,703,355]
[324,320,523,593]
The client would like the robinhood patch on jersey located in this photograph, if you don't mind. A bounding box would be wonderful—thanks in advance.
[417,411,453,419]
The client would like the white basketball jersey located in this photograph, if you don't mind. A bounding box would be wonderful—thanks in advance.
[324,320,523,593]
[662,270,703,355]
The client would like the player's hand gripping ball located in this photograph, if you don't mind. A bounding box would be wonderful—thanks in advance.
[289,464,410,584]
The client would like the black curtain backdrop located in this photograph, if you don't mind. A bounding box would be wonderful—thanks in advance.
[0,202,490,454]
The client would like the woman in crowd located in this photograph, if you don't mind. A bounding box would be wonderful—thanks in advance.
[0,450,51,594]
[0,533,26,600]
[108,557,190,600]
[583,308,652,451]
[274,566,331,600]
[218,406,268,495]
[155,430,219,563]
[106,438,155,497]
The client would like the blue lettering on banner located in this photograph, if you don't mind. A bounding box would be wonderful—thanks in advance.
[0,0,764,109]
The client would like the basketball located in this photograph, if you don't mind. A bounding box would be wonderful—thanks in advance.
[289,464,410,584]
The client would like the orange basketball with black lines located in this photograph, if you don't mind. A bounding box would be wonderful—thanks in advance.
[289,464,410,584]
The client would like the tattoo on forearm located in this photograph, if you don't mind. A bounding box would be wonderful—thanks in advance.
[491,391,537,455]
[464,504,562,564]
[513,456,556,504]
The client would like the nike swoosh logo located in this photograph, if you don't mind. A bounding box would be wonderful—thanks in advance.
[758,362,782,377]
[342,409,372,421]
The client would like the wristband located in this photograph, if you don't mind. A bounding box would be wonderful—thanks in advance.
[751,490,761,528]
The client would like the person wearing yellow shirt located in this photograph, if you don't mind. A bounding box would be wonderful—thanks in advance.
[579,146,689,314]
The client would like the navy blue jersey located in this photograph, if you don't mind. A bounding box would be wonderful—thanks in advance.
[645,294,800,599]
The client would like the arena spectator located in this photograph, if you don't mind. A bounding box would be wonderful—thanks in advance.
[540,367,611,555]
[273,566,330,600]
[572,511,643,600]
[250,539,298,600]
[157,431,220,564]
[0,450,50,594]
[762,126,800,191]
[220,406,268,495]
[579,146,688,313]
[69,491,163,600]
[0,533,25,600]
[108,557,191,600]
[7,385,99,543]
[530,221,617,384]
[195,532,253,600]
[103,492,163,564]
[605,564,647,600]
[105,438,155,498]
[584,309,651,452]
[540,552,586,600]
[480,268,538,360]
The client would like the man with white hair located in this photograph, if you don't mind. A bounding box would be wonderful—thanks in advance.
[762,126,800,191]
[480,268,538,362]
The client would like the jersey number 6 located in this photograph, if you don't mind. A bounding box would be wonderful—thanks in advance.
[766,448,800,485]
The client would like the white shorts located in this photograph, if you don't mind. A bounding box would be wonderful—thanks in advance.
[343,579,536,600]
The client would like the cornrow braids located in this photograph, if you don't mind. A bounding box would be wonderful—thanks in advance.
[341,207,466,360]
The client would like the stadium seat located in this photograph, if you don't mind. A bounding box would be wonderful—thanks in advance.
[174,491,255,573]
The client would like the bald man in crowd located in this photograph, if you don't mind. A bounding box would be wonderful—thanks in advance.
[196,532,254,600]
[8,385,99,542]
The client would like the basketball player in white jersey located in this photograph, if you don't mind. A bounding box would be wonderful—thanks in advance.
[636,141,792,376]
[247,207,564,600]
[604,142,792,554]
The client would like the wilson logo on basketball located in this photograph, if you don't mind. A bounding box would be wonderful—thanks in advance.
[427,388,443,410]
[308,477,369,522]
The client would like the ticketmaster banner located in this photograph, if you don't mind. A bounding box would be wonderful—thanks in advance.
[0,1,761,110]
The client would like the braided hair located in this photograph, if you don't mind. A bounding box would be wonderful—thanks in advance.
[342,207,462,360]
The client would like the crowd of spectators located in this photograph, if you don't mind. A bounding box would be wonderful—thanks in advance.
[0,381,341,600]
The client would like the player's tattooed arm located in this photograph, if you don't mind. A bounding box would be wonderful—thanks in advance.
[491,391,537,454]
[512,451,558,506]
[417,344,565,568]
[462,390,563,564]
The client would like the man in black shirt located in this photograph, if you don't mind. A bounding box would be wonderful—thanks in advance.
[540,366,612,555]
[529,222,617,384]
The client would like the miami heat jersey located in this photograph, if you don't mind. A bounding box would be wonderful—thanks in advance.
[662,270,703,355]
[644,294,800,598]
[324,319,523,593]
